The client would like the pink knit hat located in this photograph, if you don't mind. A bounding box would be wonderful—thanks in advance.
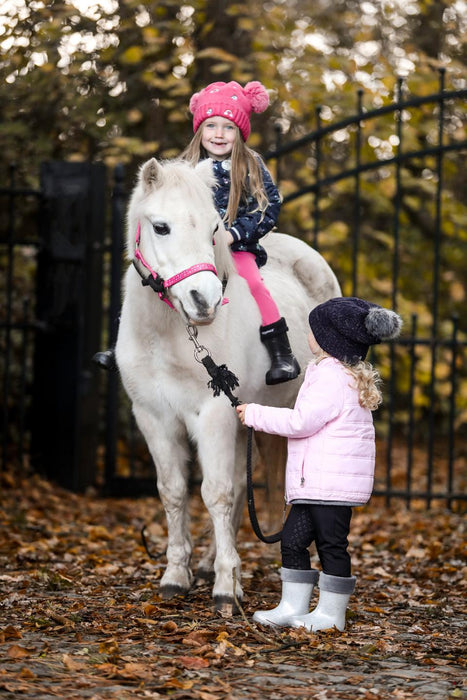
[189,81,269,141]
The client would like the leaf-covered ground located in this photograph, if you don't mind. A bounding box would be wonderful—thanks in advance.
[0,468,465,700]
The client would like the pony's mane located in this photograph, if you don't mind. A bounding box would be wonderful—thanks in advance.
[152,159,212,196]
[213,221,236,282]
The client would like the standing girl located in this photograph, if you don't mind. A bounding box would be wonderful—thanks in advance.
[237,297,402,631]
[181,80,300,385]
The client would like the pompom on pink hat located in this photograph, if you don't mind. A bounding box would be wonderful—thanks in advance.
[189,81,269,141]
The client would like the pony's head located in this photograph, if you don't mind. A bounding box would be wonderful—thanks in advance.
[126,157,233,325]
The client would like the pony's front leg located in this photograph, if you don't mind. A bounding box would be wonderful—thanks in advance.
[197,406,243,609]
[196,426,251,581]
[132,404,193,598]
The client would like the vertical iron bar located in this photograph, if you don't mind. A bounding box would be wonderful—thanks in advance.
[18,299,29,472]
[447,314,458,510]
[352,89,363,297]
[2,164,16,472]
[426,68,446,508]
[313,105,322,250]
[385,342,395,508]
[104,164,125,490]
[392,77,403,312]
[385,78,404,507]
[406,314,417,508]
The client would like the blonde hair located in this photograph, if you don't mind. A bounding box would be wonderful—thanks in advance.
[313,353,382,410]
[344,360,383,411]
[181,126,270,227]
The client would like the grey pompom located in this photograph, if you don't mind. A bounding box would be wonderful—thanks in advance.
[365,307,402,341]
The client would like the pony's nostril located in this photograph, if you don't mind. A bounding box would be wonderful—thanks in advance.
[190,289,210,314]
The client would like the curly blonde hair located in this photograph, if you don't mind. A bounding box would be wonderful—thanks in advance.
[344,360,383,411]
[180,127,269,227]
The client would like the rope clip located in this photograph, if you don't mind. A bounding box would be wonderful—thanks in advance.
[186,324,211,363]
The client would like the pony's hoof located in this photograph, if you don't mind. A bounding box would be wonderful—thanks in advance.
[213,595,241,615]
[160,584,188,600]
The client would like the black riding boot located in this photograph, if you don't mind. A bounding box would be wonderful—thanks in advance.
[260,317,301,385]
[92,348,117,372]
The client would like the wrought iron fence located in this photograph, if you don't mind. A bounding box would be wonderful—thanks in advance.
[263,69,466,508]
[1,71,466,509]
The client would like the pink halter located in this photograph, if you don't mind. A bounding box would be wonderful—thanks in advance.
[133,221,225,309]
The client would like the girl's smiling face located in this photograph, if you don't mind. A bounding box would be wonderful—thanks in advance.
[201,116,237,160]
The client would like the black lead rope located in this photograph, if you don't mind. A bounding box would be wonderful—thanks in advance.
[140,522,165,561]
[187,324,282,544]
[245,424,282,544]
[200,354,240,406]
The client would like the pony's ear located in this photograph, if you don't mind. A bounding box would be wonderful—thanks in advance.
[140,158,162,191]
[194,158,215,188]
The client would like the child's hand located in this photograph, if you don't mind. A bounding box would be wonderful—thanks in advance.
[236,404,248,425]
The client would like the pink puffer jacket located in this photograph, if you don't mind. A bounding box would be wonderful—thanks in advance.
[244,357,375,505]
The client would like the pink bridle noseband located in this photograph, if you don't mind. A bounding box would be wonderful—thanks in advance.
[133,221,225,309]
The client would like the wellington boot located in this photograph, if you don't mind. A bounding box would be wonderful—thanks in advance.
[291,572,356,632]
[252,568,318,627]
[260,317,301,385]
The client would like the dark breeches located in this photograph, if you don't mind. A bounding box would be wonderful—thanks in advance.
[281,503,352,577]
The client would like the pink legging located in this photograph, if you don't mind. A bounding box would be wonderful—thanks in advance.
[231,251,281,326]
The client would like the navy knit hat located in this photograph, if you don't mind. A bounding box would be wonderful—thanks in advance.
[308,297,402,365]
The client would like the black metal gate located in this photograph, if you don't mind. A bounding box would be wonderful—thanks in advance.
[1,162,106,491]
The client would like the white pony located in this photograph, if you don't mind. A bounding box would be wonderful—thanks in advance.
[116,157,341,610]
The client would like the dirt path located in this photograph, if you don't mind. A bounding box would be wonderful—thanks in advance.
[0,469,465,699]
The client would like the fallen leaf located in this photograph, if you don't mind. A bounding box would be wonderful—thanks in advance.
[62,654,85,672]
[117,662,153,680]
[1,626,22,641]
[141,602,159,616]
[182,631,209,647]
[163,678,195,690]
[197,691,221,700]
[406,546,426,558]
[372,566,392,578]
[18,667,36,679]
[7,645,36,659]
[178,655,210,669]
[98,639,119,655]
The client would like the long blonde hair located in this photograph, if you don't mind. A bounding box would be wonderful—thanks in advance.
[313,353,383,411]
[181,127,270,227]
[345,360,383,411]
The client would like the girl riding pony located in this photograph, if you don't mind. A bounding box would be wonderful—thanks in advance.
[181,80,300,385]
[95,80,300,385]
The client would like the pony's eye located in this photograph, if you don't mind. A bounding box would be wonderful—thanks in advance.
[153,222,170,236]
